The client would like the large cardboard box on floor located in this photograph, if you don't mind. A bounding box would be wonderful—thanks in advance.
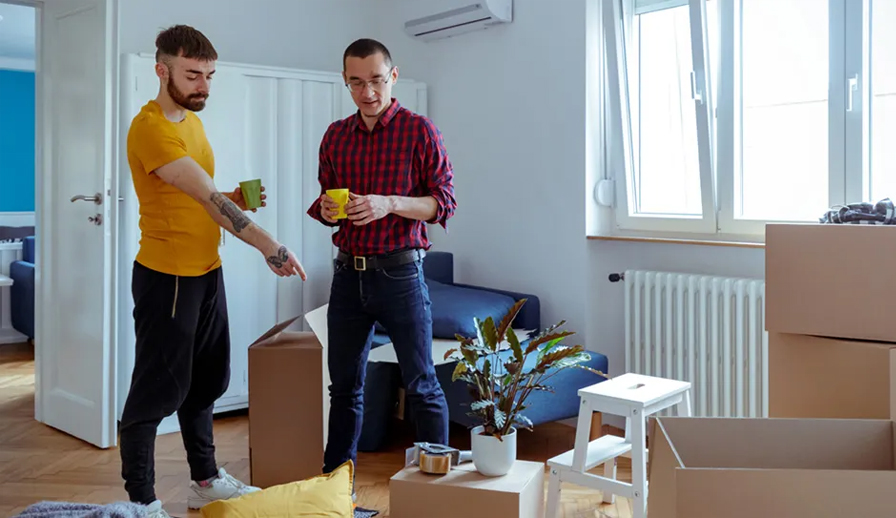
[248,314,324,488]
[769,332,895,419]
[766,223,896,342]
[647,348,896,517]
[389,460,545,518]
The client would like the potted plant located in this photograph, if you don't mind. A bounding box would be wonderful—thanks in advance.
[444,299,608,477]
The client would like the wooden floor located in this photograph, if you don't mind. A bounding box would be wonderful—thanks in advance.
[0,343,633,517]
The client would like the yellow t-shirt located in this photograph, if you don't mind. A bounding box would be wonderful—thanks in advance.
[127,100,221,277]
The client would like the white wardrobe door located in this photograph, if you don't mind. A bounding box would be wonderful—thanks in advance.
[274,79,306,324]
[200,71,279,406]
[299,80,341,323]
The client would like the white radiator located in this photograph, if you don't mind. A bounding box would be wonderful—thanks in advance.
[623,270,768,418]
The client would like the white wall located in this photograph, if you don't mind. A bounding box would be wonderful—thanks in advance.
[372,0,590,344]
[371,1,764,385]
[119,0,377,73]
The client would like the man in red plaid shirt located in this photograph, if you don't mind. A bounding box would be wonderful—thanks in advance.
[307,38,457,481]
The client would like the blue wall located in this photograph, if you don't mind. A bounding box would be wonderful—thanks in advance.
[0,70,35,212]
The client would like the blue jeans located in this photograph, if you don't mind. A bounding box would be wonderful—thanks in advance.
[322,256,449,474]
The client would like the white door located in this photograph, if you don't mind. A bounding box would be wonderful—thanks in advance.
[36,0,118,449]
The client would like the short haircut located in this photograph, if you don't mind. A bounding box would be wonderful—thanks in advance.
[155,25,218,63]
[343,38,392,70]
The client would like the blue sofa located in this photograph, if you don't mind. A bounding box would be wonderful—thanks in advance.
[357,251,609,451]
[10,235,35,340]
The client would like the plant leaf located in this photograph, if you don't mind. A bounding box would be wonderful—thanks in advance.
[536,345,588,371]
[471,399,495,411]
[532,320,566,342]
[461,345,478,366]
[443,348,458,361]
[503,360,521,376]
[541,351,593,372]
[474,317,488,351]
[514,413,534,431]
[507,328,524,364]
[494,408,506,429]
[525,330,575,355]
[480,317,499,352]
[573,365,611,378]
[451,361,468,382]
[536,336,566,360]
[496,299,526,342]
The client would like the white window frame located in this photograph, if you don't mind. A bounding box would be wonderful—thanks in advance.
[605,0,717,235]
[714,0,849,236]
[602,0,874,239]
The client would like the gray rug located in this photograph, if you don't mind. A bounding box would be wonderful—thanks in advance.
[355,506,379,518]
[13,501,147,518]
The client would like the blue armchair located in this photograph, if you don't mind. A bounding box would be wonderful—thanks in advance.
[10,235,35,340]
[357,251,609,451]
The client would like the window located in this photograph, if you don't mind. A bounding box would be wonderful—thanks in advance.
[603,0,886,237]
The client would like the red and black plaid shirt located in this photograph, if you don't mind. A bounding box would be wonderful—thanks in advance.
[307,99,456,257]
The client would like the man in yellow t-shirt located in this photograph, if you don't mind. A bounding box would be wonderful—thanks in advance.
[119,25,305,518]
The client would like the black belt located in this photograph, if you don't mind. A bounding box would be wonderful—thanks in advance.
[336,249,425,271]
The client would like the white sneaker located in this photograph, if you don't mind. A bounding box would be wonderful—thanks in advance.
[145,500,172,518]
[187,467,261,509]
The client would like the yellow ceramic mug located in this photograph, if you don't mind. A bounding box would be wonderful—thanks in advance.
[326,188,349,220]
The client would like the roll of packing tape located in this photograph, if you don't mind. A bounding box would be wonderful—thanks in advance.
[419,451,452,475]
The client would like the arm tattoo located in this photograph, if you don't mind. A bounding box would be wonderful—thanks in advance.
[267,246,288,268]
[210,192,251,233]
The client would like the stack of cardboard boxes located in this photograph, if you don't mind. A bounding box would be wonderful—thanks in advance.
[766,223,896,418]
[644,223,896,517]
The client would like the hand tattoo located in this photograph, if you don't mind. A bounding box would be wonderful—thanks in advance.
[211,192,251,233]
[267,245,288,268]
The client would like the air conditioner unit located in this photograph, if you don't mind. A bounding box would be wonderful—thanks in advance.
[404,0,513,42]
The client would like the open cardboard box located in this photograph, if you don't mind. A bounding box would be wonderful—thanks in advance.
[647,349,896,517]
[247,305,331,488]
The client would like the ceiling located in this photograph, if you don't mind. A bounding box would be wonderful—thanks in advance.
[0,3,35,60]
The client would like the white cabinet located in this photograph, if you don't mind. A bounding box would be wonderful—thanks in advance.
[116,54,427,434]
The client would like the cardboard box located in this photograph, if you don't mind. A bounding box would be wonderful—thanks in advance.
[770,332,895,419]
[766,223,896,342]
[248,315,324,488]
[389,460,545,518]
[647,415,896,517]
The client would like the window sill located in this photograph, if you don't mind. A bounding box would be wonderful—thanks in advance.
[586,232,765,249]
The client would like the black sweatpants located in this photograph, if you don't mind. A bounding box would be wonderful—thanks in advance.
[119,261,231,505]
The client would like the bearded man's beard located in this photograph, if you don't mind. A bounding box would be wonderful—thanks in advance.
[167,81,208,112]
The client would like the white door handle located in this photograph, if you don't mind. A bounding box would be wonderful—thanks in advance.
[71,192,103,205]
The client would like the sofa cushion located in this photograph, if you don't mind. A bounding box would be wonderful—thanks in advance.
[375,280,518,339]
[428,280,518,338]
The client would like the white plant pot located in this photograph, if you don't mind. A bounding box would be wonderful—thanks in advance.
[471,425,517,477]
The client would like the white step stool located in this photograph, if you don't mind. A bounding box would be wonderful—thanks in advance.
[545,373,692,518]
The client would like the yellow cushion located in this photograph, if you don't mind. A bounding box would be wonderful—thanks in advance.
[200,461,354,518]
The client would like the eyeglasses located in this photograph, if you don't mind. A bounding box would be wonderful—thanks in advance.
[345,68,394,92]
